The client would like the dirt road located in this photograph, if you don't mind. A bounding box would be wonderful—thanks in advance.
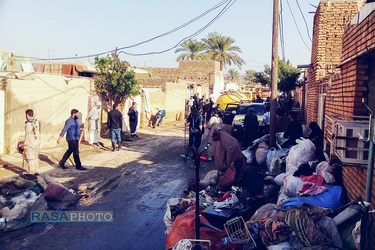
[0,121,216,250]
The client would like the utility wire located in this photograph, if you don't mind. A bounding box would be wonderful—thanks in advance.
[279,0,286,61]
[117,0,236,57]
[296,0,312,42]
[285,0,311,52]
[23,0,231,62]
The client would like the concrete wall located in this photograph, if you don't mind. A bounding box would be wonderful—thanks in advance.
[135,60,224,101]
[2,73,93,153]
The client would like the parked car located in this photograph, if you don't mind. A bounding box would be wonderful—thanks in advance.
[232,103,266,138]
[223,103,240,124]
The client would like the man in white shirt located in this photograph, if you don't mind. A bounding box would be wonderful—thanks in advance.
[262,106,270,133]
[88,101,103,146]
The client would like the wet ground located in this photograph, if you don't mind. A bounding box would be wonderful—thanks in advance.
[0,122,216,250]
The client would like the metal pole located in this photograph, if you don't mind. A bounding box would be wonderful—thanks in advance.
[193,148,200,240]
[269,0,280,148]
[361,114,375,250]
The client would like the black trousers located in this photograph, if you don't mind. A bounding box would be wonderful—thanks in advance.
[187,132,202,156]
[60,140,82,168]
[130,120,137,134]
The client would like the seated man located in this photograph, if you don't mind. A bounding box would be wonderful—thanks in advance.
[281,111,302,148]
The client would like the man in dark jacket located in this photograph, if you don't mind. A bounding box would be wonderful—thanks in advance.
[108,103,123,151]
[57,109,86,170]
[281,111,303,148]
[186,106,203,157]
[242,107,259,148]
[128,102,139,137]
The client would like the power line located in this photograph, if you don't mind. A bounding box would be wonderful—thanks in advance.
[22,0,232,62]
[296,0,312,42]
[285,0,311,52]
[117,0,236,57]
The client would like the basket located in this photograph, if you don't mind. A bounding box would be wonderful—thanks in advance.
[224,216,257,248]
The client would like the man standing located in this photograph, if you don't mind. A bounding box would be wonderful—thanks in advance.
[186,96,194,116]
[262,105,271,134]
[24,109,40,174]
[242,107,258,149]
[186,106,203,157]
[88,101,103,146]
[57,109,86,170]
[108,103,123,151]
[128,102,139,137]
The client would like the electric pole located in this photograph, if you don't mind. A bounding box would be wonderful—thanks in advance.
[269,0,280,147]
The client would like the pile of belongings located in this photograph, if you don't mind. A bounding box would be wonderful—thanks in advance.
[165,132,363,249]
[0,174,80,231]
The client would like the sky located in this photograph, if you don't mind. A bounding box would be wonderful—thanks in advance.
[0,0,321,74]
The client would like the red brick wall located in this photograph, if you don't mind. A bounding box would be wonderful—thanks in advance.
[307,0,365,125]
[324,4,375,247]
[342,165,375,247]
[341,10,375,62]
[325,59,368,119]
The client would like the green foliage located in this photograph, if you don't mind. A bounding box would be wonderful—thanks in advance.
[175,39,208,61]
[226,68,239,82]
[277,59,300,92]
[174,32,245,71]
[94,53,140,105]
[202,32,245,71]
[247,58,300,92]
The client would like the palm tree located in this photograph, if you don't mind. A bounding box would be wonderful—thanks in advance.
[227,68,239,82]
[202,32,245,71]
[244,69,256,84]
[175,39,208,61]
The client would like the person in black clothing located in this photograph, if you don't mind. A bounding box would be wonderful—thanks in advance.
[186,106,203,157]
[128,102,139,137]
[308,122,324,160]
[108,103,123,151]
[193,93,199,109]
[204,97,214,122]
[281,111,302,148]
[215,104,223,119]
[242,107,259,149]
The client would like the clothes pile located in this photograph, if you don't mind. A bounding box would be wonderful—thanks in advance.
[0,174,80,231]
[165,133,363,249]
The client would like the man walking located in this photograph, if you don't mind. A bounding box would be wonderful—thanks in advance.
[128,102,139,137]
[108,103,123,151]
[24,109,40,174]
[88,101,103,146]
[57,109,86,170]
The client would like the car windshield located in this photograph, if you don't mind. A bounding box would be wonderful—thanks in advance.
[225,106,238,112]
[238,105,265,115]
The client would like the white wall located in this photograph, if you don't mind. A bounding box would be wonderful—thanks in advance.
[4,73,93,153]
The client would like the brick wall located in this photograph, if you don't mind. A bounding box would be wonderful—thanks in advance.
[342,165,375,248]
[325,59,368,119]
[323,3,375,247]
[307,0,365,125]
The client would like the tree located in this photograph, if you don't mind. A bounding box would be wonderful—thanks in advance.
[175,39,208,61]
[277,59,301,93]
[202,32,245,71]
[226,68,239,82]
[247,59,300,92]
[94,53,141,105]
